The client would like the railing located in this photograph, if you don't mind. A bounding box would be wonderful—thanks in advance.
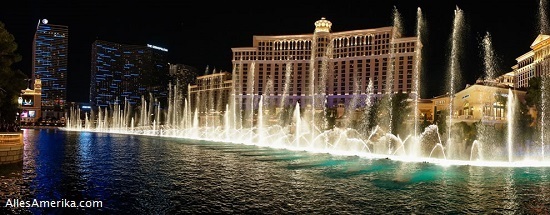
[481,116,507,121]
[456,115,474,120]
[450,115,508,121]
[0,133,23,145]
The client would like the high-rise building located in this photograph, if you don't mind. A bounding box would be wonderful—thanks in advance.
[513,34,550,88]
[32,19,68,118]
[90,40,169,107]
[231,17,420,109]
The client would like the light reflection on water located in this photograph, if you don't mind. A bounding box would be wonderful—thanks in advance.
[0,129,549,214]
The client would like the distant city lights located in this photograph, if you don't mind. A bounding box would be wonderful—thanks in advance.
[147,44,168,52]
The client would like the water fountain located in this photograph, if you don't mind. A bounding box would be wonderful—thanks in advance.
[507,89,515,162]
[61,7,550,167]
[539,0,549,161]
[445,6,465,160]
[409,7,425,159]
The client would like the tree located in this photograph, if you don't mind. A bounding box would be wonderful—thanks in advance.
[524,77,541,108]
[522,77,543,143]
[0,21,26,124]
[516,99,535,146]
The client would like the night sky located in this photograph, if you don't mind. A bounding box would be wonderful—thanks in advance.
[0,0,546,102]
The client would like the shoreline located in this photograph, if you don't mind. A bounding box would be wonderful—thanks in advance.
[21,126,63,130]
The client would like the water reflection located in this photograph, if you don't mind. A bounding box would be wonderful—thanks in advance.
[466,165,484,213]
[0,129,549,214]
[503,168,518,212]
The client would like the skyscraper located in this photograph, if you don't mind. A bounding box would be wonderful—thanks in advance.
[32,19,68,119]
[90,40,169,107]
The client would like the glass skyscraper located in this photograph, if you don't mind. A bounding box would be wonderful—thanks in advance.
[32,19,68,118]
[90,40,169,107]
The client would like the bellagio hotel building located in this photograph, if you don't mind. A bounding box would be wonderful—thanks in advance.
[231,17,420,109]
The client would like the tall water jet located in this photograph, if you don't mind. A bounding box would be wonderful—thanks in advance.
[139,95,146,127]
[193,108,199,129]
[477,31,500,158]
[542,76,547,160]
[229,63,239,130]
[280,61,292,111]
[224,104,230,140]
[386,6,404,134]
[258,95,264,145]
[413,7,425,138]
[539,0,549,160]
[344,76,361,128]
[187,84,192,129]
[359,78,374,135]
[183,98,188,130]
[316,39,333,131]
[216,81,224,124]
[148,93,154,126]
[507,89,515,162]
[157,99,161,124]
[293,102,302,147]
[85,113,90,130]
[446,6,465,158]
[264,77,274,111]
[482,32,498,82]
[308,30,318,135]
[245,62,256,128]
[539,0,549,35]
[167,82,173,127]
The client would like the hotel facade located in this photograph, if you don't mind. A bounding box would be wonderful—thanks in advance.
[188,70,232,126]
[32,19,68,119]
[231,18,420,110]
[513,34,550,88]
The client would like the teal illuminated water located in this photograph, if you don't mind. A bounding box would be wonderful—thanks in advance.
[1,129,549,214]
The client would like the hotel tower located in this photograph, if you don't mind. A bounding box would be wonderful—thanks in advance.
[32,19,68,118]
[231,17,420,110]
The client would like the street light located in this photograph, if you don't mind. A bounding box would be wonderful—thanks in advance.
[17,94,22,130]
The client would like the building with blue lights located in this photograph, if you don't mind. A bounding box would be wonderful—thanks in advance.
[32,19,68,119]
[90,40,169,107]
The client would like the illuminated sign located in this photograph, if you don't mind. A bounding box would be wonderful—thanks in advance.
[20,110,35,118]
[147,44,168,52]
[22,95,34,106]
[81,105,91,109]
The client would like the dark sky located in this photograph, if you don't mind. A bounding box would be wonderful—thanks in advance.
[0,0,545,102]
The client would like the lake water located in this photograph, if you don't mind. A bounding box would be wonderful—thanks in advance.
[1,128,549,214]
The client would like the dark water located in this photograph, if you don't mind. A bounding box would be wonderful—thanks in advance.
[1,129,550,214]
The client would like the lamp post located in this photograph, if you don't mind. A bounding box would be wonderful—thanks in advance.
[17,94,22,130]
